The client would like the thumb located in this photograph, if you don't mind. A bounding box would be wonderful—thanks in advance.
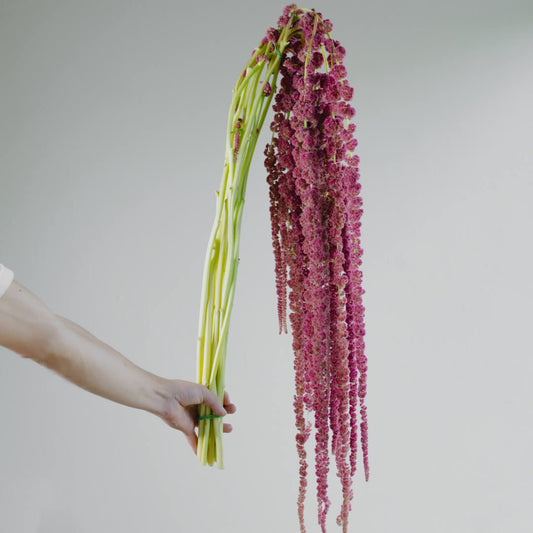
[199,385,227,417]
[185,431,198,454]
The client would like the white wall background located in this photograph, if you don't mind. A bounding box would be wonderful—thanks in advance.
[1,1,532,532]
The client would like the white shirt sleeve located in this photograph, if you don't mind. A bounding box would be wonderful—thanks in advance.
[0,264,14,298]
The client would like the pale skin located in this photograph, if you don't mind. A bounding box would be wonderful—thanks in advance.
[0,279,236,453]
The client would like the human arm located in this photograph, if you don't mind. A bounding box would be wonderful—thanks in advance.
[0,280,235,453]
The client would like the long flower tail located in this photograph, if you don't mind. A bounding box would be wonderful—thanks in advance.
[264,6,368,531]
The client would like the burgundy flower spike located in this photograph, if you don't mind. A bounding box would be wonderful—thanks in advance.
[264,6,368,532]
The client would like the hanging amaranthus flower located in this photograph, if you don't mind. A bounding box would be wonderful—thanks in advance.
[196,5,368,531]
[264,6,368,532]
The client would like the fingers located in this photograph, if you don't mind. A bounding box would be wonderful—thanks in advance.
[222,391,235,433]
[200,386,227,417]
[223,390,237,414]
[197,390,234,433]
[166,383,236,455]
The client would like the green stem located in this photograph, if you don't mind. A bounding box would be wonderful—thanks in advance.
[196,18,302,467]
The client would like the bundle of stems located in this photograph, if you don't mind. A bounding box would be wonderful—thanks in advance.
[196,18,299,467]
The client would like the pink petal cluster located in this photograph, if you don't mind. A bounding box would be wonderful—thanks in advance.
[264,6,368,532]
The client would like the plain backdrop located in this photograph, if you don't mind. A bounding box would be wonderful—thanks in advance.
[1,1,532,532]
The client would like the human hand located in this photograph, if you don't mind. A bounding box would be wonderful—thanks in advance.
[157,379,236,453]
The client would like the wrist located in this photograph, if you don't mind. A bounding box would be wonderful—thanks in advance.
[143,374,171,418]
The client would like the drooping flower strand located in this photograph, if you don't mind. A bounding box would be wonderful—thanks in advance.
[265,5,367,532]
